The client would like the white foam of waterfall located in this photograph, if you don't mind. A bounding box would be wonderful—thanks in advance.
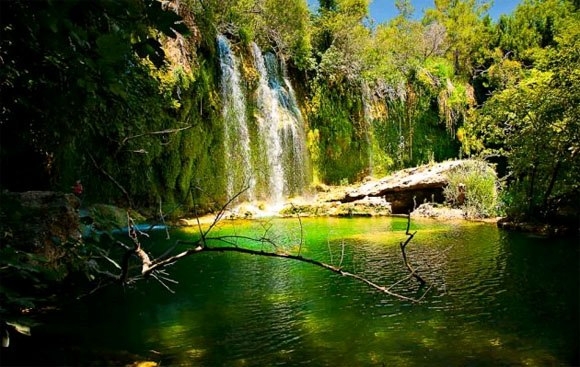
[251,44,308,205]
[217,35,254,201]
[362,83,374,176]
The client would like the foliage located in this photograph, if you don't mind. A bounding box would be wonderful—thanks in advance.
[493,0,573,63]
[0,243,47,343]
[443,160,499,218]
[424,0,492,75]
[462,3,580,220]
[260,0,314,70]
[308,82,371,184]
[0,193,100,345]
[312,0,372,82]
[188,0,314,70]
[0,0,187,194]
[362,2,474,174]
[1,0,577,224]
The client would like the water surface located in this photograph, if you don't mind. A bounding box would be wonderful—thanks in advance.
[6,217,579,366]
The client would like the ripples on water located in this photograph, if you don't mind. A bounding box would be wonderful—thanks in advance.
[137,218,577,367]
[6,217,578,366]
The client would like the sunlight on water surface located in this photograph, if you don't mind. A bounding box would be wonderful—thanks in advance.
[7,217,579,366]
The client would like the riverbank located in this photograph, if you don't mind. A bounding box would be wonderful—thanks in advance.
[179,159,497,224]
[176,158,576,237]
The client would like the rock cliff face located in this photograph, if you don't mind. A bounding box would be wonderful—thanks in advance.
[1,191,81,267]
[338,160,468,214]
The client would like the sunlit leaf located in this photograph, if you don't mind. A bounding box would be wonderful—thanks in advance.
[6,322,31,336]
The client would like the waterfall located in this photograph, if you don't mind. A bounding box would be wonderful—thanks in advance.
[251,44,308,204]
[216,35,309,206]
[362,83,374,176]
[217,35,254,201]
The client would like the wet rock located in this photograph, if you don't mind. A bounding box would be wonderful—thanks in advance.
[280,196,392,217]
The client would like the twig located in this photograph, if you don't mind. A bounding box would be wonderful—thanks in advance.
[190,185,206,246]
[119,125,192,147]
[339,240,346,268]
[400,214,426,285]
[119,214,153,283]
[101,254,122,270]
[150,273,175,294]
[257,220,277,250]
[292,204,304,256]
[159,198,170,240]
[203,186,249,239]
[87,152,134,208]
[327,239,334,265]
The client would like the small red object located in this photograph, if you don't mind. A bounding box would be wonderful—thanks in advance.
[72,180,83,195]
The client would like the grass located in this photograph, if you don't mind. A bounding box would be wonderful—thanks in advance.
[443,160,499,219]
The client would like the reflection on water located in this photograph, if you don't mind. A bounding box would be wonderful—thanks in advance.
[5,217,579,366]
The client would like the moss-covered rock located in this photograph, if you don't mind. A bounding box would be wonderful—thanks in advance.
[0,191,82,267]
[279,196,392,217]
[87,204,145,232]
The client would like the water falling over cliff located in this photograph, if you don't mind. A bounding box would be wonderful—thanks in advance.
[251,43,308,204]
[217,35,309,206]
[217,35,254,201]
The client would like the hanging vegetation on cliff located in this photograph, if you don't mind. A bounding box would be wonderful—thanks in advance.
[1,0,578,222]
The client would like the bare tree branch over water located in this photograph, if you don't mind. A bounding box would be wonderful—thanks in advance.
[90,189,439,303]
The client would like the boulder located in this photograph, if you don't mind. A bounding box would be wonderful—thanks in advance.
[338,160,468,214]
[411,203,465,220]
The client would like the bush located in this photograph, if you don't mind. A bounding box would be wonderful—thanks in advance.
[444,160,499,218]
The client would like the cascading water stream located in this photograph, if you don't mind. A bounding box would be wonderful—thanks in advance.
[217,35,254,201]
[216,35,309,208]
[362,83,374,176]
[251,44,308,205]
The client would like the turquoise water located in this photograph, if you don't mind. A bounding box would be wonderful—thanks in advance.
[4,217,579,366]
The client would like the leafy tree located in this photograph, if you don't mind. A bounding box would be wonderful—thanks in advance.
[0,0,207,213]
[463,9,580,220]
[424,0,492,76]
[0,0,187,190]
[364,3,469,171]
[306,0,374,183]
[312,0,371,82]
[493,0,572,63]
[261,0,314,69]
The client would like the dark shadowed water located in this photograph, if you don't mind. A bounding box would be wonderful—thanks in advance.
[3,217,579,366]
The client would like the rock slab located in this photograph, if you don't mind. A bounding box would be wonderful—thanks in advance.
[339,160,469,213]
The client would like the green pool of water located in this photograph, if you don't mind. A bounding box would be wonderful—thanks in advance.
[5,217,579,366]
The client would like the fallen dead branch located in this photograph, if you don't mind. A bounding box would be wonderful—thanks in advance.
[400,213,427,285]
[108,195,435,303]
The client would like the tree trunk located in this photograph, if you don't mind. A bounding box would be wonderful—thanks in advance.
[542,160,561,214]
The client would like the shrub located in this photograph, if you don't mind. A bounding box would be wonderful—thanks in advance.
[444,160,499,218]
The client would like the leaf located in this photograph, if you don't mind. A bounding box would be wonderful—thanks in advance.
[6,322,31,336]
[96,34,131,64]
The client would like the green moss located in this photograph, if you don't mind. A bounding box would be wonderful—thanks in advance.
[309,83,371,184]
